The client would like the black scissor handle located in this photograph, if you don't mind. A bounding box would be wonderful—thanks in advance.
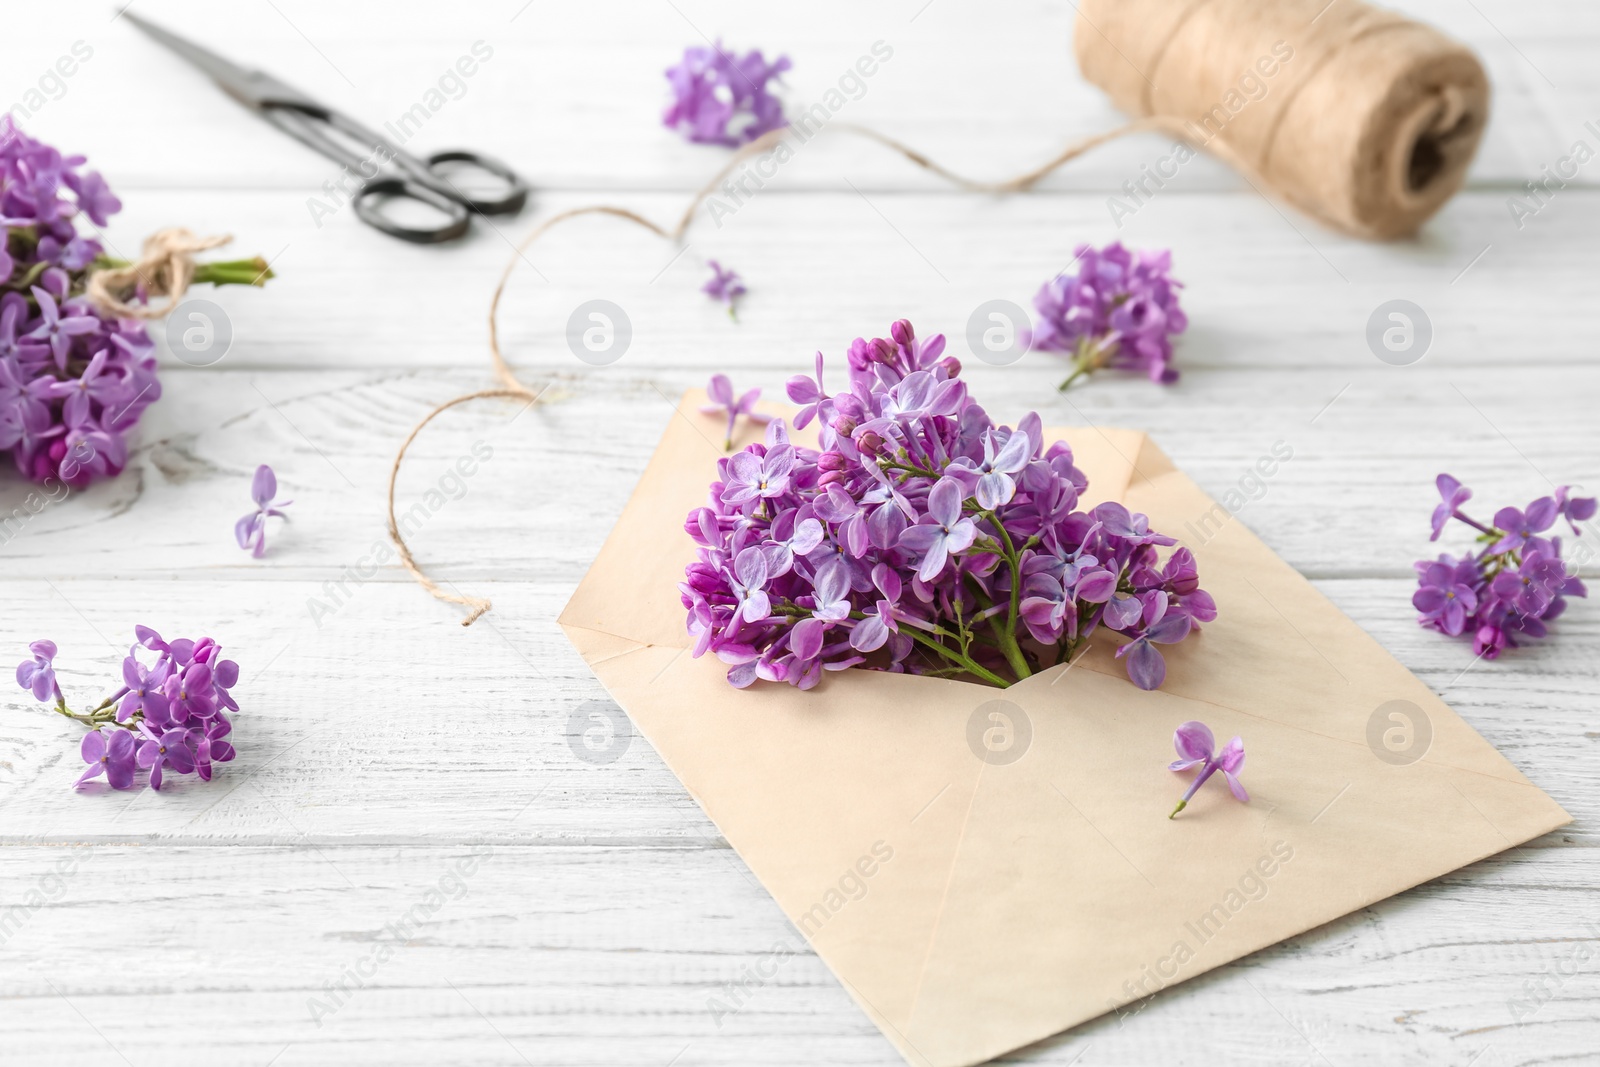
[352,176,472,244]
[424,150,530,216]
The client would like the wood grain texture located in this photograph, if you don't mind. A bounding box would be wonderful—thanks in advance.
[2,1,1598,1065]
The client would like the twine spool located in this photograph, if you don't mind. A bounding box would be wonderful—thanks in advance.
[1074,0,1489,239]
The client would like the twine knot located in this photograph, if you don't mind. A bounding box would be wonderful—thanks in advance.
[86,227,234,320]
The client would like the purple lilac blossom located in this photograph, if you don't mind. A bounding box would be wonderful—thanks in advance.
[1415,475,1593,658]
[0,116,161,487]
[663,43,790,147]
[701,374,774,450]
[17,628,241,791]
[1168,720,1247,818]
[1030,243,1187,390]
[681,319,1214,691]
[702,260,746,320]
[235,464,292,557]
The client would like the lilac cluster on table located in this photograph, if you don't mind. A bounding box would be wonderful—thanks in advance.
[663,43,791,146]
[1415,474,1594,658]
[1031,243,1188,390]
[680,319,1215,691]
[0,117,159,488]
[16,627,240,791]
[702,259,746,320]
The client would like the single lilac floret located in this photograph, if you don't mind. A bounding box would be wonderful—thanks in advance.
[235,464,292,558]
[1168,720,1247,818]
[701,374,774,450]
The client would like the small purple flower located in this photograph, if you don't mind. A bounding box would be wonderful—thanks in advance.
[958,429,1032,510]
[663,43,790,147]
[722,445,794,507]
[16,639,61,703]
[77,728,136,790]
[66,169,121,227]
[117,652,171,724]
[135,722,195,791]
[898,477,977,582]
[702,260,747,321]
[1115,611,1193,691]
[50,348,131,425]
[1430,474,1471,541]
[1168,720,1247,818]
[25,287,99,372]
[164,660,217,724]
[235,464,292,558]
[701,375,774,450]
[1413,556,1479,636]
[0,353,56,417]
[728,546,773,623]
[785,351,831,430]
[1554,487,1598,534]
[1492,498,1558,554]
[1490,549,1567,617]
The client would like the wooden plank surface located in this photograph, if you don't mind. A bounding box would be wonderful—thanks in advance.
[2,1,1598,1065]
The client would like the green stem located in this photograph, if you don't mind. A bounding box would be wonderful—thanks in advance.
[1057,364,1092,392]
[900,626,1010,687]
[981,511,1033,681]
[92,255,276,289]
[51,699,137,731]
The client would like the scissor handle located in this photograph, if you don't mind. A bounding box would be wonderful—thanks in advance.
[352,176,472,244]
[420,150,530,216]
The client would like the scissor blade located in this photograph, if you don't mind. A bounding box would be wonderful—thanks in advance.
[124,11,313,111]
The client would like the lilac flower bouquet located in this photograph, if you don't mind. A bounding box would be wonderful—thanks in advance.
[1415,475,1594,658]
[680,320,1215,691]
[17,627,240,791]
[0,118,270,487]
[1031,243,1188,390]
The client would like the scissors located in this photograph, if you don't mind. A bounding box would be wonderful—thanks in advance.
[125,12,529,243]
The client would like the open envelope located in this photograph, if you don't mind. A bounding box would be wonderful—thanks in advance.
[559,392,1569,1067]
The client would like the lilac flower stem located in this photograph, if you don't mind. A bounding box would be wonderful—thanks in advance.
[93,255,276,289]
[1451,510,1498,537]
[898,625,1010,687]
[1169,760,1218,818]
[1057,335,1109,392]
[1057,365,1093,392]
[52,699,135,730]
[984,512,1033,680]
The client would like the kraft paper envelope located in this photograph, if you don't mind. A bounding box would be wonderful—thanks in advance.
[559,392,1569,1067]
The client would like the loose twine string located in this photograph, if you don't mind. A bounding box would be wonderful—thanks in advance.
[388,0,1488,623]
[86,227,234,319]
[386,116,1231,625]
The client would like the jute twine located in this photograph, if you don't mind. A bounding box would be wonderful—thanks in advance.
[384,119,1198,624]
[1075,0,1488,239]
[389,0,1489,622]
[85,228,234,319]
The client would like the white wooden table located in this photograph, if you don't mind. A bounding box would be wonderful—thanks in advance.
[2,1,1596,1064]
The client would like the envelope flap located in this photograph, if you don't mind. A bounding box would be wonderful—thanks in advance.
[558,390,797,650]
